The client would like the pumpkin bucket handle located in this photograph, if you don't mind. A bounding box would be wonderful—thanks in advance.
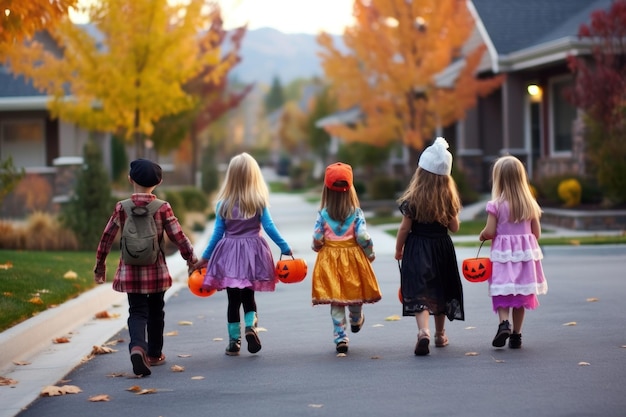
[476,240,487,258]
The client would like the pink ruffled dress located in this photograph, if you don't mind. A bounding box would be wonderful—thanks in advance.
[486,200,548,311]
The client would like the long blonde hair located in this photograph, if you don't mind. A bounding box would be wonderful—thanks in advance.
[397,167,461,226]
[217,152,269,219]
[320,186,360,222]
[491,155,542,222]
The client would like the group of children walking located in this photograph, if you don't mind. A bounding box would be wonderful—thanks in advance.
[94,139,547,376]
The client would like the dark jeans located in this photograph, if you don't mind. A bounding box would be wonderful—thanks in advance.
[127,292,165,358]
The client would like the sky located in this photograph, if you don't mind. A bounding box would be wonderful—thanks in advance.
[70,0,356,35]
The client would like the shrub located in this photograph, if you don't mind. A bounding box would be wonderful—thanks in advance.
[557,179,582,207]
[368,176,402,200]
[0,213,78,250]
[13,174,52,213]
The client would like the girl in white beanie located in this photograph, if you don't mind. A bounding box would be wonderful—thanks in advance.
[395,137,465,356]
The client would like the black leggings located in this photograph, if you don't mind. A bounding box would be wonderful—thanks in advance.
[226,287,257,322]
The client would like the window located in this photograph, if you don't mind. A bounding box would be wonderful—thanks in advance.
[550,76,577,155]
[0,120,46,168]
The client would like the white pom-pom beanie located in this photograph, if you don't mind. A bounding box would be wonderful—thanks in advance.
[418,137,452,176]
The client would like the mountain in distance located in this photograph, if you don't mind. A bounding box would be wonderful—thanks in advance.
[230,27,345,86]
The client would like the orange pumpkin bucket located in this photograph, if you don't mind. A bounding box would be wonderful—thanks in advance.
[188,268,216,297]
[462,241,492,283]
[276,255,308,284]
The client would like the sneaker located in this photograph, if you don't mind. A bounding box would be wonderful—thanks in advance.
[336,341,349,354]
[414,329,430,356]
[350,314,365,333]
[245,326,262,354]
[509,332,522,349]
[492,320,511,347]
[225,339,241,356]
[435,330,449,348]
[147,354,166,366]
[130,346,151,376]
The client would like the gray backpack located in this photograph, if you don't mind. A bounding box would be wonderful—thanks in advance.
[120,199,166,266]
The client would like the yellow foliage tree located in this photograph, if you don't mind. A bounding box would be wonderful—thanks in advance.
[317,0,504,159]
[4,0,230,156]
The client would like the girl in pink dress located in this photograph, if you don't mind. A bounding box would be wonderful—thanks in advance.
[479,156,548,349]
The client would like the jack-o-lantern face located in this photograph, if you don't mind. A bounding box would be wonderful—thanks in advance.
[188,268,217,297]
[462,257,492,283]
[276,257,307,283]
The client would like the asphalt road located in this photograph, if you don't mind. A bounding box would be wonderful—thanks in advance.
[10,194,626,417]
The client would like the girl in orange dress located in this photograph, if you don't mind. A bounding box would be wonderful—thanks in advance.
[311,162,382,354]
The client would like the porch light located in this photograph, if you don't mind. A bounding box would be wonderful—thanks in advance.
[527,84,542,102]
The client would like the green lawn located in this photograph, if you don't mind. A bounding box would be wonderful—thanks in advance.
[0,250,119,332]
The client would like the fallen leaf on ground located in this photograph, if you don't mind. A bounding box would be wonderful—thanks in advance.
[578,362,591,366]
[3,291,12,296]
[465,326,476,330]
[171,365,185,372]
[177,354,191,358]
[0,261,13,270]
[563,322,577,326]
[13,360,31,366]
[105,339,123,346]
[165,330,179,336]
[491,357,505,363]
[127,385,142,392]
[336,353,347,357]
[88,394,110,402]
[191,376,204,380]
[29,296,44,305]
[91,345,117,355]
[178,321,193,326]
[465,352,479,356]
[308,404,324,408]
[53,337,71,344]
[63,270,78,279]
[586,297,599,302]
[372,324,384,327]
[106,372,127,378]
[385,315,401,321]
[136,388,158,395]
[0,376,18,386]
[41,385,82,396]
[212,337,223,341]
[94,310,121,319]
[257,326,268,332]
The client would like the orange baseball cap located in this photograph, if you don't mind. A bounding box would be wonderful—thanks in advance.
[324,162,353,192]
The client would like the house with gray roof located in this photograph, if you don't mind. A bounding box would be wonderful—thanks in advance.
[457,0,613,190]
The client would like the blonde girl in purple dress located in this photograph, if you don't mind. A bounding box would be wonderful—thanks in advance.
[195,153,292,356]
[479,156,548,349]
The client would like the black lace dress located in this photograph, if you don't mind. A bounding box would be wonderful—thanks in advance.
[398,201,465,321]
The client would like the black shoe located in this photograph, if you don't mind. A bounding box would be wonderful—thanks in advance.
[350,314,365,333]
[492,320,511,347]
[509,332,522,349]
[245,326,262,353]
[225,339,241,356]
[130,346,151,376]
[336,341,349,354]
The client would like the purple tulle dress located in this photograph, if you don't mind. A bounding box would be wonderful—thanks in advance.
[486,200,548,312]
[203,210,278,292]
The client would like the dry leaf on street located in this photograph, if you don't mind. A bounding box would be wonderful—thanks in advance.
[191,376,205,380]
[178,321,193,326]
[491,357,505,363]
[586,297,599,302]
[578,361,591,366]
[91,345,117,355]
[563,322,577,326]
[95,310,121,319]
[53,337,71,344]
[88,394,110,402]
[171,365,185,372]
[212,337,223,341]
[0,376,18,386]
[40,385,82,396]
[165,331,179,336]
[127,385,142,392]
[13,360,30,366]
[308,404,324,408]
[465,352,480,356]
[177,354,191,358]
[385,315,401,321]
[136,388,158,395]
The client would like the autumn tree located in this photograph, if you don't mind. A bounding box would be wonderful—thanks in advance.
[0,0,77,60]
[4,0,232,157]
[265,76,286,114]
[566,0,626,204]
[302,84,337,167]
[317,0,504,167]
[151,18,253,184]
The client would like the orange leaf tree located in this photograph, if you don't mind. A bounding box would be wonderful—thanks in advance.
[4,0,232,156]
[317,0,504,165]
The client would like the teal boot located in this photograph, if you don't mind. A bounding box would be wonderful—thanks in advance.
[226,322,241,356]
[244,312,261,354]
